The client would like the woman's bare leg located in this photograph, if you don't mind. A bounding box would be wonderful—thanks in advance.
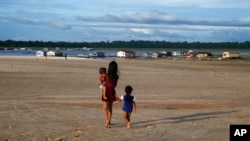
[107,102,113,126]
[103,101,109,127]
[108,102,113,122]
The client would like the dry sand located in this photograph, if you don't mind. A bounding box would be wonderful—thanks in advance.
[0,56,250,141]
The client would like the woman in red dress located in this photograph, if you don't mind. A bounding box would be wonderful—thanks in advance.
[102,61,119,128]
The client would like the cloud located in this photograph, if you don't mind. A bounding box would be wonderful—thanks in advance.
[0,16,71,30]
[1,0,250,42]
[132,0,250,9]
[210,29,250,42]
[46,21,71,30]
[77,11,250,28]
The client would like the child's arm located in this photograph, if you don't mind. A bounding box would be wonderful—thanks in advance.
[133,102,136,113]
[116,95,123,102]
[116,94,122,102]
[97,75,102,85]
[116,97,122,102]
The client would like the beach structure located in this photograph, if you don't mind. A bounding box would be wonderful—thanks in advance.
[117,50,136,58]
[142,52,152,57]
[36,51,44,57]
[55,51,64,57]
[46,51,55,56]
[195,52,213,60]
[172,51,187,56]
[186,49,197,57]
[152,51,172,58]
[222,52,240,59]
[186,52,198,57]
[187,51,212,58]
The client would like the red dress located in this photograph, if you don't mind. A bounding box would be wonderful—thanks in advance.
[102,74,117,102]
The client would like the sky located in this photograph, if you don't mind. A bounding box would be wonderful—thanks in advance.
[1,0,250,42]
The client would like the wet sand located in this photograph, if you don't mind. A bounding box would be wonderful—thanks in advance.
[0,56,250,141]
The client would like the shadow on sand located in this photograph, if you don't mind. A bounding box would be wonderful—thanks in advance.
[124,110,239,128]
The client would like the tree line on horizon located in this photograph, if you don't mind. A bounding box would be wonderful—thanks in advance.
[0,40,250,49]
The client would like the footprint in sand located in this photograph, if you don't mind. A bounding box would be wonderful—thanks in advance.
[74,128,83,138]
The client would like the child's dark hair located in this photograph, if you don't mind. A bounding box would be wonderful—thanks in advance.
[99,67,106,74]
[125,85,133,100]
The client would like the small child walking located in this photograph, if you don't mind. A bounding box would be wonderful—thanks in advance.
[120,85,136,128]
[97,67,107,100]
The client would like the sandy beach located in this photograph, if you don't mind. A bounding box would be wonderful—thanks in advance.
[0,56,250,141]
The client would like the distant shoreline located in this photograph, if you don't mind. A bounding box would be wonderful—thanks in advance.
[1,55,250,62]
[0,56,93,60]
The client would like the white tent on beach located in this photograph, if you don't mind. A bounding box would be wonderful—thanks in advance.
[36,50,44,57]
[117,50,136,58]
[47,51,55,56]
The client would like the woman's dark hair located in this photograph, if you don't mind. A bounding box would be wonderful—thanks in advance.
[108,61,119,83]
[125,85,133,100]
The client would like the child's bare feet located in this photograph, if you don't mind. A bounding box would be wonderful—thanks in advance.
[126,122,131,128]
